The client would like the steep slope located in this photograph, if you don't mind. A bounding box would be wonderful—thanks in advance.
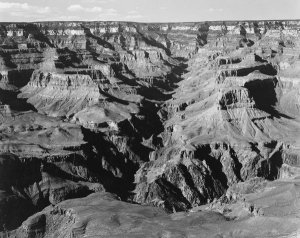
[0,20,300,237]
[133,21,300,212]
[0,21,198,232]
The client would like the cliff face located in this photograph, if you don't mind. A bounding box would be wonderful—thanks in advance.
[1,20,300,237]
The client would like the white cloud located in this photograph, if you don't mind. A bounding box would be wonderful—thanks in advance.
[55,15,81,21]
[0,1,51,15]
[36,6,50,14]
[0,2,30,11]
[81,0,108,3]
[67,4,102,13]
[126,14,143,20]
[208,8,224,12]
[67,4,83,11]
[105,8,118,16]
[65,4,118,20]
[128,10,138,14]
[89,7,103,12]
[126,9,143,20]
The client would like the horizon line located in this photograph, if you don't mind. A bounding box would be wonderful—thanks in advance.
[1,18,300,24]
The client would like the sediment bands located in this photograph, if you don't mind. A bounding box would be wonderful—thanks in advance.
[0,20,300,237]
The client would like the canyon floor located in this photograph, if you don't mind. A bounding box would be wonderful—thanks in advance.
[0,21,300,237]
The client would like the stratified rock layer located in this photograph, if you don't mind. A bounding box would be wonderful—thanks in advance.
[0,20,300,237]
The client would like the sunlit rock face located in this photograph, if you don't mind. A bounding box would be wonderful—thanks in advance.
[1,20,300,237]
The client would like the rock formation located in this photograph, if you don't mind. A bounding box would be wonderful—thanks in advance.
[0,20,300,237]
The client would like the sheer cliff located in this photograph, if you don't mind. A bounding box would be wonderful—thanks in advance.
[0,20,300,237]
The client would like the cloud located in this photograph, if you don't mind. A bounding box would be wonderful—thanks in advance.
[128,10,138,14]
[126,9,143,20]
[126,14,143,20]
[0,1,51,15]
[54,15,81,21]
[65,5,118,20]
[89,7,103,12]
[0,2,29,10]
[208,8,224,12]
[67,4,102,13]
[105,8,118,16]
[36,6,50,14]
[80,0,110,3]
[67,4,83,11]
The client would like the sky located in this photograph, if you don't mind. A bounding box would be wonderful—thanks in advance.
[0,0,299,22]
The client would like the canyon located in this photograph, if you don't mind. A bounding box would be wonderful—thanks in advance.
[0,20,300,237]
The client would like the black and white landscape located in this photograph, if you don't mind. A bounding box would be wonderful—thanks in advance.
[0,1,300,237]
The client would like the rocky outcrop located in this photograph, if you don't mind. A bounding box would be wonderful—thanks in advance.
[133,20,300,213]
[20,71,104,117]
[134,143,239,211]
[13,189,300,238]
[217,87,255,109]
